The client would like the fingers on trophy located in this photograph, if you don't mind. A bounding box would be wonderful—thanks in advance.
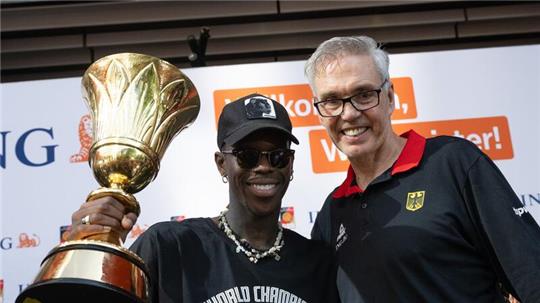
[69,196,137,242]
[17,53,200,303]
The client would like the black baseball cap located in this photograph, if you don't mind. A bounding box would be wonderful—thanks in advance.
[217,93,299,149]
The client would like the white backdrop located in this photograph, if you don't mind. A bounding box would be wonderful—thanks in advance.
[1,45,539,302]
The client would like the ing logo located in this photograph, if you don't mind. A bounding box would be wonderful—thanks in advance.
[1,234,40,250]
[70,114,93,163]
[16,233,40,248]
[406,191,425,211]
[280,207,295,228]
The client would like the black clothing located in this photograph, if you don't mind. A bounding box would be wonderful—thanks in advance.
[131,218,337,303]
[311,130,540,302]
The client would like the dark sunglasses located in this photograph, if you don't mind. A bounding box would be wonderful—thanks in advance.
[221,149,295,169]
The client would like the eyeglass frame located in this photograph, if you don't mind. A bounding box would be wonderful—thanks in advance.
[220,148,295,169]
[313,79,388,117]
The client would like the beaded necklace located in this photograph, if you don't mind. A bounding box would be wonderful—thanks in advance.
[218,210,284,263]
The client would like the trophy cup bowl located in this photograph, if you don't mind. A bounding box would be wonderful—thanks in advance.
[17,53,200,303]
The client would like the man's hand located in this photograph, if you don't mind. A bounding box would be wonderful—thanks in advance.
[68,196,138,242]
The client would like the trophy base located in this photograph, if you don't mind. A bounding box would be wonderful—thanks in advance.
[16,240,149,303]
[16,278,144,303]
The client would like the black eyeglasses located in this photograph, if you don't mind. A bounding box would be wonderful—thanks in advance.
[221,149,295,169]
[314,80,388,117]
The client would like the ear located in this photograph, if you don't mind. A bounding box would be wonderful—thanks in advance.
[214,151,226,177]
[287,153,295,176]
[385,81,396,117]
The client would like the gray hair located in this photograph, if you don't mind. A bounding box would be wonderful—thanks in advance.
[304,36,390,91]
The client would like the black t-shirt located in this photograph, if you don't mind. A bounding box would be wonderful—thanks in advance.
[312,132,540,302]
[130,218,338,303]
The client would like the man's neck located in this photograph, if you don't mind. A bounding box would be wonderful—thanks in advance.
[222,204,280,250]
[350,133,406,189]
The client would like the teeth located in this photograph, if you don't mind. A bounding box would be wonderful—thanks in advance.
[252,184,276,190]
[343,127,366,136]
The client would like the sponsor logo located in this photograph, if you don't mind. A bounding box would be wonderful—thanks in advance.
[406,191,425,211]
[335,223,348,251]
[0,238,11,250]
[279,207,295,228]
[60,225,72,243]
[18,283,30,294]
[170,215,186,222]
[16,233,40,248]
[519,193,540,207]
[70,114,93,163]
[0,127,58,169]
[513,206,530,217]
[1,234,40,250]
[308,211,319,224]
[128,224,148,239]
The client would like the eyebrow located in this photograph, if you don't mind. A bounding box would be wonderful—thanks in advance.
[318,91,339,101]
[319,84,379,100]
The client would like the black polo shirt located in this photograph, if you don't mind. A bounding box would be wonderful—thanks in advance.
[311,130,540,303]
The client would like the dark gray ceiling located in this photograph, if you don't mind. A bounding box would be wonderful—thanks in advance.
[2,1,539,83]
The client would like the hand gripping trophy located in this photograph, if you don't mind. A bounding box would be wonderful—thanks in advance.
[17,53,200,303]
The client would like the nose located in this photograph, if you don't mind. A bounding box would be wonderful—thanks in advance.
[253,153,273,172]
[341,101,362,121]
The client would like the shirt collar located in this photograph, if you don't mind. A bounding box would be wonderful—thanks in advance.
[332,129,426,199]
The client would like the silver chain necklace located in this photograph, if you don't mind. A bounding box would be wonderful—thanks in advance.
[218,209,284,263]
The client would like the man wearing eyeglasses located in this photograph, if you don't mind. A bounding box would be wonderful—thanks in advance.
[305,36,540,302]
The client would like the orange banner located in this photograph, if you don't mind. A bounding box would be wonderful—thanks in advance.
[309,129,349,174]
[391,77,417,120]
[213,78,417,128]
[309,116,513,174]
[213,84,318,128]
[392,116,513,160]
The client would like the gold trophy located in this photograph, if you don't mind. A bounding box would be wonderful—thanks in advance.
[17,53,200,303]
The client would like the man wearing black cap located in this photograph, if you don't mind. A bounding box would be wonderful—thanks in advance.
[68,93,338,303]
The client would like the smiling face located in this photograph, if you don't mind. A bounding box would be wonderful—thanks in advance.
[215,129,293,218]
[313,54,396,162]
